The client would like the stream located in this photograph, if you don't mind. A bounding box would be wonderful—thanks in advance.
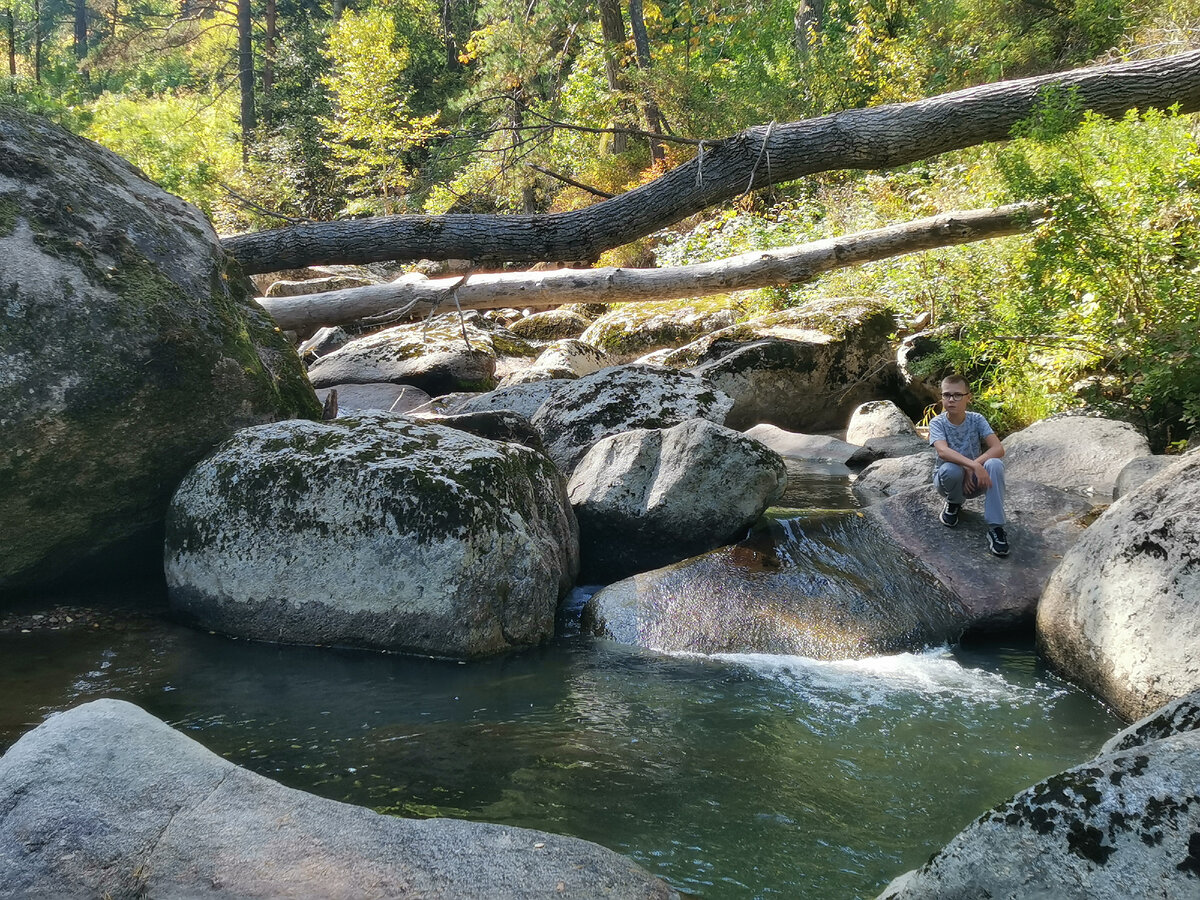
[0,463,1121,898]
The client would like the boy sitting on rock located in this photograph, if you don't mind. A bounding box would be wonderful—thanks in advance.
[928,375,1009,557]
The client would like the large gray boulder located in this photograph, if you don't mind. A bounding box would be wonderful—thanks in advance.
[530,365,734,472]
[853,453,938,503]
[743,424,863,465]
[316,382,432,415]
[498,339,613,385]
[868,480,1094,631]
[307,313,537,396]
[507,307,591,341]
[671,298,898,431]
[568,418,787,582]
[0,107,319,592]
[1003,414,1151,497]
[583,510,966,657]
[423,380,566,421]
[0,699,678,900]
[1037,451,1200,720]
[1113,454,1174,499]
[878,695,1200,900]
[165,412,578,659]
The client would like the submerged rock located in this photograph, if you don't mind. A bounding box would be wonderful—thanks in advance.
[530,365,734,473]
[0,699,678,900]
[878,695,1200,900]
[1003,414,1151,497]
[583,510,965,657]
[568,418,787,582]
[165,412,578,659]
[1038,451,1200,721]
[0,107,319,592]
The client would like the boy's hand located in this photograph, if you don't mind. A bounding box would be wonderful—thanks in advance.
[969,461,991,490]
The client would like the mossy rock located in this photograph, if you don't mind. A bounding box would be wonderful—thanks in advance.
[0,107,319,593]
[508,308,591,341]
[579,298,740,362]
[165,413,579,659]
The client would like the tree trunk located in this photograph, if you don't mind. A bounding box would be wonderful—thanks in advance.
[32,0,41,84]
[262,0,276,104]
[4,8,15,87]
[222,50,1200,275]
[597,0,628,154]
[629,0,666,163]
[237,0,255,155]
[74,0,88,69]
[795,0,822,60]
[256,203,1042,332]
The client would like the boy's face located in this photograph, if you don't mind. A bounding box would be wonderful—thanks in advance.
[940,379,971,413]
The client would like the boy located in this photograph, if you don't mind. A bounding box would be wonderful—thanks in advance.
[928,375,1009,557]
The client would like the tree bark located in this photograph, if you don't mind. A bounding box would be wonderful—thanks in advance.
[262,0,276,103]
[237,0,255,154]
[222,50,1200,275]
[629,0,666,163]
[4,8,15,86]
[794,0,822,60]
[257,203,1042,332]
[597,0,628,154]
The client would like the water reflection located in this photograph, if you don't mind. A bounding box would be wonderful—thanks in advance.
[0,603,1117,899]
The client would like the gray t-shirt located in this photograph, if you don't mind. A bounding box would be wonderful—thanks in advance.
[928,411,994,460]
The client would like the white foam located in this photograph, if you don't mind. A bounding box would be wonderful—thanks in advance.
[681,646,1058,719]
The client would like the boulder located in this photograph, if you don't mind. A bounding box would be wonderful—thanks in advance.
[894,325,956,408]
[165,412,578,659]
[412,410,546,453]
[298,325,352,360]
[530,365,734,473]
[316,383,432,415]
[853,454,938,504]
[567,418,787,582]
[845,400,919,445]
[1003,414,1151,497]
[264,273,374,297]
[507,307,591,341]
[854,432,931,463]
[867,480,1094,631]
[1113,454,1174,499]
[0,107,319,592]
[0,699,678,900]
[743,424,861,465]
[306,313,538,396]
[1037,451,1200,721]
[1101,689,1200,755]
[878,699,1200,900]
[436,380,567,421]
[579,299,739,362]
[583,510,965,657]
[671,298,898,431]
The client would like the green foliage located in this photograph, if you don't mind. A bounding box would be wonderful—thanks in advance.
[320,4,439,216]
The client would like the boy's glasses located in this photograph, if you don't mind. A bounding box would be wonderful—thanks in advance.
[941,392,968,401]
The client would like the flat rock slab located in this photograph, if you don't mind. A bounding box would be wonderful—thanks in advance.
[744,424,861,464]
[0,699,678,900]
[866,480,1094,630]
[316,382,432,414]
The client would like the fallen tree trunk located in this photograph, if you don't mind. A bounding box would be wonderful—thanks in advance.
[258,202,1043,332]
[224,50,1200,274]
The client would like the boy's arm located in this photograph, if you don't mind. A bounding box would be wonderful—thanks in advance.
[975,432,1004,464]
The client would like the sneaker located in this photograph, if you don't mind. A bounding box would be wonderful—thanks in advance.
[988,525,1010,557]
[940,501,961,527]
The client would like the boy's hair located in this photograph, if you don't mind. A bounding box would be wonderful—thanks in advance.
[941,374,970,392]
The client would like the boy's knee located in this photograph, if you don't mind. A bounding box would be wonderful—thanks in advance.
[984,458,1005,476]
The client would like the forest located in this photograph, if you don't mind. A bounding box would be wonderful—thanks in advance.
[3,0,1199,447]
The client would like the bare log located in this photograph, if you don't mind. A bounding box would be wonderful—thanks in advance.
[257,203,1044,332]
[223,50,1200,274]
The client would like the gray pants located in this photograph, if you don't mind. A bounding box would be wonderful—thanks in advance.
[934,458,1006,526]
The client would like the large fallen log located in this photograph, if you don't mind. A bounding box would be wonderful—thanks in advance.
[223,50,1200,274]
[258,202,1043,332]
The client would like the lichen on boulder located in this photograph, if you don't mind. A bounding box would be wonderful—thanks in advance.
[0,106,319,593]
[165,412,579,659]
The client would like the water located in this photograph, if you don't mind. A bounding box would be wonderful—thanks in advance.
[0,586,1119,899]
